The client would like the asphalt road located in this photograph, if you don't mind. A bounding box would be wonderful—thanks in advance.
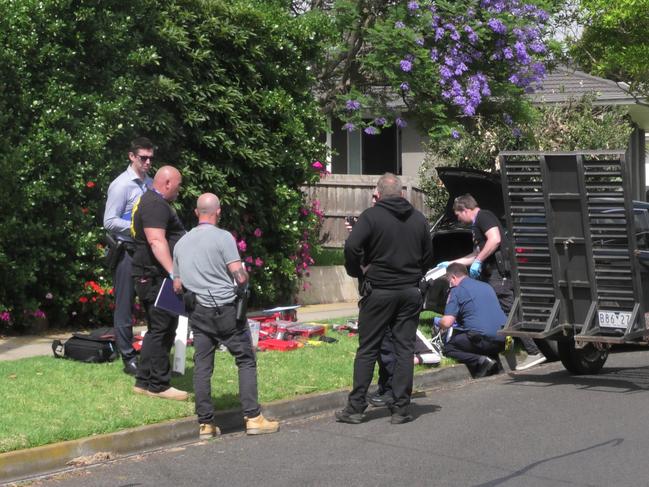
[34,347,649,487]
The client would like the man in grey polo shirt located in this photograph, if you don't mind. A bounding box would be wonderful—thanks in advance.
[172,193,279,439]
[103,137,154,375]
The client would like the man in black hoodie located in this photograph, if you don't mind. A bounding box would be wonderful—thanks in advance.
[336,173,434,424]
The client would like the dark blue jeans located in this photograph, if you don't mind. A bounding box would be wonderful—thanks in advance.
[444,330,505,375]
[113,250,136,362]
[190,303,260,424]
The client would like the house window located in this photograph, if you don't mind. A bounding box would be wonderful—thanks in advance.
[330,118,401,175]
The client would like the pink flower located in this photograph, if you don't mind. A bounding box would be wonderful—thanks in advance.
[253,228,263,238]
[237,240,247,252]
[255,257,264,267]
[0,311,11,322]
[86,181,95,188]
[312,161,323,170]
[45,292,53,300]
[32,309,46,319]
[245,256,253,263]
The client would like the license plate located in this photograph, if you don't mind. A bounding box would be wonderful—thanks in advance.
[598,310,632,328]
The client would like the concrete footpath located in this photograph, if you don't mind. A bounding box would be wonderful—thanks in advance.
[0,302,360,362]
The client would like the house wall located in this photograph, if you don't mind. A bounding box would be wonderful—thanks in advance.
[400,124,428,178]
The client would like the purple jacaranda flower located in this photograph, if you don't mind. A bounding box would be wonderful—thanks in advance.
[512,127,522,138]
[364,126,379,135]
[502,47,513,59]
[441,90,451,99]
[415,38,425,46]
[439,65,453,80]
[503,113,513,125]
[463,25,478,44]
[395,21,406,29]
[400,82,410,92]
[346,99,361,111]
[451,130,460,139]
[435,27,445,41]
[429,48,439,61]
[463,104,476,117]
[342,122,356,132]
[515,41,531,65]
[374,117,386,126]
[444,55,455,67]
[454,62,468,75]
[535,9,549,21]
[407,1,419,11]
[487,18,506,34]
[395,118,408,128]
[529,40,546,54]
[450,28,460,41]
[400,59,413,72]
[508,74,520,85]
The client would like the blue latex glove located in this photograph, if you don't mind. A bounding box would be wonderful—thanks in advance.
[469,259,482,278]
[433,316,442,326]
[438,261,450,269]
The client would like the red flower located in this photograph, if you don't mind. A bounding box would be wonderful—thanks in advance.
[81,207,89,214]
[86,181,95,188]
[79,296,88,303]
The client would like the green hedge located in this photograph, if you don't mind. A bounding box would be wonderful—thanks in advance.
[0,0,327,329]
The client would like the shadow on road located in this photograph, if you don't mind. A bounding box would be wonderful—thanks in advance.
[361,403,442,422]
[504,365,649,393]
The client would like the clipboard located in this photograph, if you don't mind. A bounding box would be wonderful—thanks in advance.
[154,278,187,317]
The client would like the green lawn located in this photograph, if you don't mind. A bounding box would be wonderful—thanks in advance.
[0,314,451,453]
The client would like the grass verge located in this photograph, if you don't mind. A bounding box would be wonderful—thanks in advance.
[0,314,453,453]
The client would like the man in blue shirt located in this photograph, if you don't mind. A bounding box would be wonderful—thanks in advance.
[436,263,506,378]
[103,137,154,375]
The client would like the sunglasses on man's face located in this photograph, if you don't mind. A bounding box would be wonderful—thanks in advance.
[137,154,154,162]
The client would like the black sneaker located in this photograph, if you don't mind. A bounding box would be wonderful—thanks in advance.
[123,358,138,376]
[390,412,413,424]
[335,408,365,424]
[367,391,394,408]
[474,356,497,379]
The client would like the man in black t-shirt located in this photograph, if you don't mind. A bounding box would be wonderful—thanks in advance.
[442,193,546,370]
[130,166,188,400]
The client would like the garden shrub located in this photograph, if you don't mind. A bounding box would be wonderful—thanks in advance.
[0,0,327,330]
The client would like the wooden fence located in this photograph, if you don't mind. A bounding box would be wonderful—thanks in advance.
[302,174,432,248]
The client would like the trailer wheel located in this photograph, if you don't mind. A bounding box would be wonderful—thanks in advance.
[533,339,559,362]
[557,339,608,375]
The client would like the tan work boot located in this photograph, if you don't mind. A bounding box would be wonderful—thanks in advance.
[147,387,188,401]
[245,414,279,435]
[199,423,221,440]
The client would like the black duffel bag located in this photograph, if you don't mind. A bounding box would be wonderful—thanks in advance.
[52,328,118,363]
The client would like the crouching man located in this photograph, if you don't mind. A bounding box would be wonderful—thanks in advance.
[436,263,506,378]
[172,193,279,438]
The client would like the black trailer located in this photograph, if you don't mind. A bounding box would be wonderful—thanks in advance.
[498,133,649,374]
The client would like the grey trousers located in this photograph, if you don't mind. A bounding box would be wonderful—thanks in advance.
[190,303,260,424]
